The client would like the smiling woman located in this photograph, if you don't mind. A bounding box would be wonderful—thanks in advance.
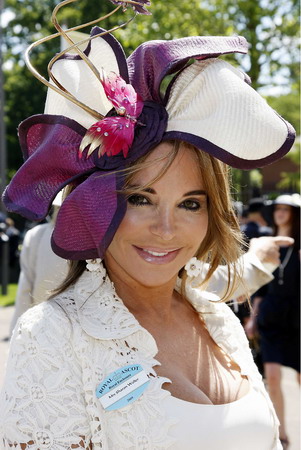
[0,0,296,448]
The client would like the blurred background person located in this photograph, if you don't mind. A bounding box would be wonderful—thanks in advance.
[231,198,273,334]
[238,197,273,372]
[241,197,273,242]
[246,194,300,449]
[9,192,68,334]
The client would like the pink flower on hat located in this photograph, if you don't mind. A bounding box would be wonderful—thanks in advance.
[79,72,144,159]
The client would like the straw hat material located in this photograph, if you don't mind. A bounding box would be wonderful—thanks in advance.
[165,59,290,165]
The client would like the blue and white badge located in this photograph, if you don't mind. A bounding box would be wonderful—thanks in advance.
[96,364,150,411]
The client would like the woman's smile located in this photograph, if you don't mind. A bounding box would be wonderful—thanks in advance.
[133,246,182,264]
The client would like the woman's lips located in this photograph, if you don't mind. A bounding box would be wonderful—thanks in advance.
[133,246,180,264]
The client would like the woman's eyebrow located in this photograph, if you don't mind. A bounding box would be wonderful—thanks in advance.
[127,185,155,193]
[183,190,207,197]
[128,185,207,197]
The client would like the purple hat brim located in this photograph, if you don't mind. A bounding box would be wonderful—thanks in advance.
[127,36,248,103]
[163,117,296,170]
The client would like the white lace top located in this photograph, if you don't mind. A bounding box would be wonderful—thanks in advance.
[0,262,282,449]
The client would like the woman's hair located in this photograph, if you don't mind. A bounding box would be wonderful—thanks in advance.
[274,205,300,249]
[52,140,245,300]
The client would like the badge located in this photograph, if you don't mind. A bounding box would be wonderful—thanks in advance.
[96,364,150,411]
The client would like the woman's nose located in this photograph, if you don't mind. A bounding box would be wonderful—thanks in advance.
[150,209,176,241]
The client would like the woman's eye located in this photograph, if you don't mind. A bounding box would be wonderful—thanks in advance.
[180,199,203,211]
[127,194,150,206]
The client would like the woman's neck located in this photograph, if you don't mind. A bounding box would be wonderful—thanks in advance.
[105,261,179,321]
[277,225,292,237]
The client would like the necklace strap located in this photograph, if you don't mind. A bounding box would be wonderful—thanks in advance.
[278,246,293,285]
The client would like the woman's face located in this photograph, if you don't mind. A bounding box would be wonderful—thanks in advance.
[105,142,208,288]
[273,204,292,227]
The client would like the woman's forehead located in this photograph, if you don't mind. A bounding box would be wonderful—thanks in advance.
[275,204,291,209]
[131,143,203,187]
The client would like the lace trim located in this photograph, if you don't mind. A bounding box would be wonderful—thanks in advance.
[75,270,145,340]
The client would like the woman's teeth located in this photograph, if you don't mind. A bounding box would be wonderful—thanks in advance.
[142,249,169,257]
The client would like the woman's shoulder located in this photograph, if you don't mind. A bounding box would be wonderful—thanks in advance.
[6,287,84,389]
[13,266,122,343]
[13,286,78,342]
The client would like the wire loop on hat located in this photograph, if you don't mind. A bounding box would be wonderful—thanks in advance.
[24,0,138,120]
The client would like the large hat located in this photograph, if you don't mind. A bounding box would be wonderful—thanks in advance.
[3,0,296,260]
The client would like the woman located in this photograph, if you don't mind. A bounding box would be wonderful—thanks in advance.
[0,0,295,448]
[256,194,300,449]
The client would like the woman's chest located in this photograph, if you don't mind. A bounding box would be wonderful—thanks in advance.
[152,320,249,405]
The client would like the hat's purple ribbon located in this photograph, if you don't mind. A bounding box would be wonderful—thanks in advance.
[4,115,93,221]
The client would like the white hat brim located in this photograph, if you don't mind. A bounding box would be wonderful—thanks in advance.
[44,28,128,129]
[165,59,295,169]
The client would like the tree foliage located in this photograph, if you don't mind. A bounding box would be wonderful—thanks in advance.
[267,92,300,135]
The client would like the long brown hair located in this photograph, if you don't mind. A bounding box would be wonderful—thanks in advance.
[52,140,244,300]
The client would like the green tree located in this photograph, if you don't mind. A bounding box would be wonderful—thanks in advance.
[267,92,300,135]
[276,141,300,192]
[204,0,300,91]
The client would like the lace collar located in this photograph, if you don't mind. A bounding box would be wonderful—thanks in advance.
[73,261,144,340]
[74,261,218,331]
[72,260,255,376]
